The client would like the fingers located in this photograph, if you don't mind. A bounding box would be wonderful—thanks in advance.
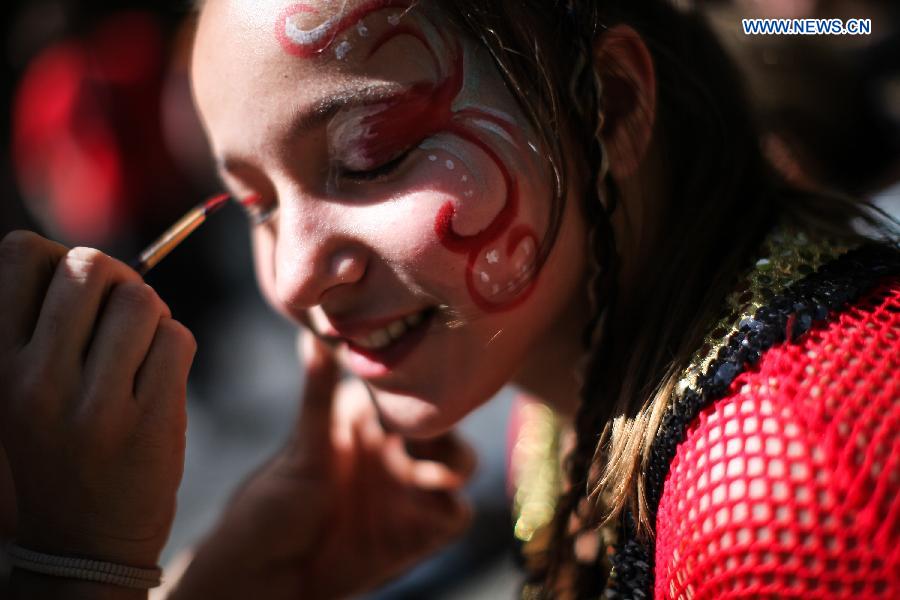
[29,247,142,369]
[382,432,478,491]
[134,317,196,420]
[83,282,171,400]
[386,487,472,561]
[293,330,340,456]
[406,433,478,483]
[416,489,472,537]
[0,231,68,349]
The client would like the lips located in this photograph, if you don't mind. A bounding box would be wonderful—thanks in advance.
[324,308,436,377]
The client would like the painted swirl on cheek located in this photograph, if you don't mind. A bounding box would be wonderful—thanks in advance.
[369,41,539,312]
[275,3,540,312]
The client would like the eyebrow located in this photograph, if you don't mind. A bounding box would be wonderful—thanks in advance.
[216,82,408,177]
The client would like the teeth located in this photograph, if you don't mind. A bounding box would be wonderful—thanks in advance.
[387,320,407,340]
[354,337,377,350]
[350,310,427,350]
[368,329,391,349]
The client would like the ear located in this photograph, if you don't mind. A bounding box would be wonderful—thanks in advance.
[593,25,657,180]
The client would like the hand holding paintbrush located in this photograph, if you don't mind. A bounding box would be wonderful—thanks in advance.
[0,223,202,585]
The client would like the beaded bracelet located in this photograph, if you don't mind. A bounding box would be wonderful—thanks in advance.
[6,543,163,589]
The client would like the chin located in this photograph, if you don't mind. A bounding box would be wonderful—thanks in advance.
[368,385,483,439]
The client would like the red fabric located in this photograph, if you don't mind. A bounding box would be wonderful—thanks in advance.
[655,275,900,599]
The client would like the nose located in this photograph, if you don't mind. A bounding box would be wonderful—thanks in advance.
[272,202,368,312]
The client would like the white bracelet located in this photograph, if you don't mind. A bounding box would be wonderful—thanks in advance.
[6,543,163,589]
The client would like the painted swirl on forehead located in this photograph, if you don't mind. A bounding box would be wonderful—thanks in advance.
[277,0,409,57]
[275,2,540,312]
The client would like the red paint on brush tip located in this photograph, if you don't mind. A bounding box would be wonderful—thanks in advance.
[203,193,231,214]
[238,193,263,208]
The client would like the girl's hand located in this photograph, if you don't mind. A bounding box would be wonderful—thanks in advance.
[171,332,475,600]
[0,231,195,568]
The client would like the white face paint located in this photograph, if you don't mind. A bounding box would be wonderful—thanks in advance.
[283,8,340,46]
[335,39,352,59]
[327,102,397,171]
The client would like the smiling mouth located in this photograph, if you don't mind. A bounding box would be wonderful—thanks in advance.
[345,308,433,350]
[336,307,437,375]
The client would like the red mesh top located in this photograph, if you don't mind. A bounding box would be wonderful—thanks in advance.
[655,274,900,599]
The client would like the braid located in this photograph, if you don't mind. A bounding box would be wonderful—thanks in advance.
[540,3,623,592]
[547,183,620,595]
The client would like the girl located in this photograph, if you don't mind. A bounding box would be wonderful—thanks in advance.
[1,0,898,598]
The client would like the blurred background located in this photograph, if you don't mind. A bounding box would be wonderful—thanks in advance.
[0,0,898,598]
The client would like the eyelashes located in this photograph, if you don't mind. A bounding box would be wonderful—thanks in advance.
[239,193,278,226]
[333,145,416,183]
[237,143,421,227]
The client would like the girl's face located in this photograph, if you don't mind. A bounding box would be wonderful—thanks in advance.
[192,0,590,437]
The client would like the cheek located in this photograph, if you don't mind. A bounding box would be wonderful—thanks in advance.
[250,228,288,318]
[388,143,544,309]
[416,137,506,236]
[469,226,538,303]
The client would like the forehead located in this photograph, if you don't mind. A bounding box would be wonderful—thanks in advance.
[276,0,406,54]
[192,0,445,138]
[198,0,392,39]
[193,0,440,82]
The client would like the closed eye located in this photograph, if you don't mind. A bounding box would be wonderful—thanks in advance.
[337,146,415,182]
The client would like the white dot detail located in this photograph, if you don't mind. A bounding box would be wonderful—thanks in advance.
[357,22,369,36]
[428,155,437,161]
[464,190,474,197]
[480,271,490,282]
[445,160,455,170]
[486,249,500,264]
[492,284,501,295]
[334,40,352,60]
[461,175,468,182]
[387,14,401,26]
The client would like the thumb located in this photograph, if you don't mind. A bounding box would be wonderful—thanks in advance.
[291,329,340,457]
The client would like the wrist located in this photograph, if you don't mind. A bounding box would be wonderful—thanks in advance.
[6,542,163,593]
[15,518,165,568]
[10,569,148,600]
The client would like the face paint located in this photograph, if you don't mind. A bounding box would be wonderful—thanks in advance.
[277,0,410,58]
[276,2,541,312]
[239,193,274,225]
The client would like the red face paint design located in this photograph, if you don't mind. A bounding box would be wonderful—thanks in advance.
[277,0,410,58]
[275,3,540,312]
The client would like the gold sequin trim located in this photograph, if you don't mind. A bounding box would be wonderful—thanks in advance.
[676,224,855,394]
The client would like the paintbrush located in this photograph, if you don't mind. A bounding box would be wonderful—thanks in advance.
[129,193,231,276]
